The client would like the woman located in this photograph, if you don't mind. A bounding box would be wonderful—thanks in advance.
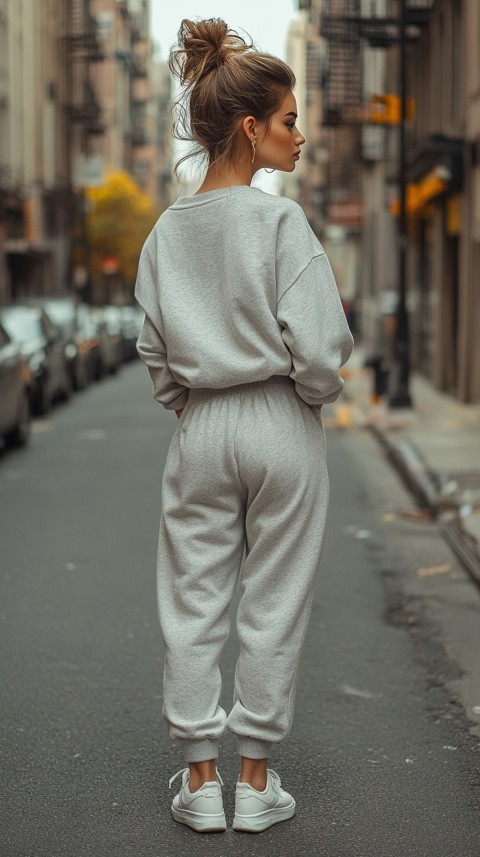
[134,17,354,835]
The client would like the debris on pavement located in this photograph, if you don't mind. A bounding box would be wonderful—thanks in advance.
[398,508,434,523]
[340,683,377,699]
[417,563,452,578]
[355,529,371,539]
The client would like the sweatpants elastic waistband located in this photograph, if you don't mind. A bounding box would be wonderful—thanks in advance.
[187,374,295,403]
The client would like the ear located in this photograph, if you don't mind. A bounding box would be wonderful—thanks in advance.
[241,115,257,142]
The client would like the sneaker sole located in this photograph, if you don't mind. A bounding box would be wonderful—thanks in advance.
[171,807,227,833]
[232,799,296,833]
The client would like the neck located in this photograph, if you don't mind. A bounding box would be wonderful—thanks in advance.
[195,159,255,194]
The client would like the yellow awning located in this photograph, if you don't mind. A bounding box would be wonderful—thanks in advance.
[390,167,450,217]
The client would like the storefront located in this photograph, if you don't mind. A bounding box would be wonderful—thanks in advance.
[392,135,466,397]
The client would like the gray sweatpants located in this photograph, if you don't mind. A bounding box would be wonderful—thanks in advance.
[156,375,329,763]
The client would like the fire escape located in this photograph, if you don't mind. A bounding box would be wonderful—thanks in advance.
[64,0,105,147]
[319,1,432,210]
[321,0,363,214]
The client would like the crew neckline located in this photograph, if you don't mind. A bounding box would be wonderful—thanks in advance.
[171,185,264,209]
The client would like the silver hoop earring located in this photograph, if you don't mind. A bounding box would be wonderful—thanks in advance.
[251,140,256,164]
[264,168,275,174]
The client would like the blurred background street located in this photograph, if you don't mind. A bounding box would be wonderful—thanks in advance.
[1,0,480,853]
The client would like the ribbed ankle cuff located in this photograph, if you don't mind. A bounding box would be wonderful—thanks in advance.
[236,737,272,760]
[178,738,219,763]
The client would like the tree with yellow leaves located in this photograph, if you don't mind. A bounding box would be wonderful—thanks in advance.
[86,171,160,285]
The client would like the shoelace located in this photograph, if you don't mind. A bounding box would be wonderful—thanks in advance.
[168,767,224,789]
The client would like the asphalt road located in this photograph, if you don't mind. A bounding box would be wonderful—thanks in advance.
[1,361,479,857]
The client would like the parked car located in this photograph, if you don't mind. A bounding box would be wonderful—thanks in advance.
[0,305,72,415]
[101,305,129,365]
[117,305,143,361]
[0,319,32,447]
[90,307,123,375]
[25,297,93,391]
[76,303,104,382]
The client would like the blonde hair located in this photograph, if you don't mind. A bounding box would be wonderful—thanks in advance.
[169,18,296,178]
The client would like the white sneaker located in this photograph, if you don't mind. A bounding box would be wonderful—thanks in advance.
[232,768,296,833]
[168,767,227,833]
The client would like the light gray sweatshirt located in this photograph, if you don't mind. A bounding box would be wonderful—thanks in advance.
[134,185,354,411]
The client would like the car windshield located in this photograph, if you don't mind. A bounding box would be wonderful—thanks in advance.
[102,308,121,333]
[44,302,75,335]
[2,310,42,343]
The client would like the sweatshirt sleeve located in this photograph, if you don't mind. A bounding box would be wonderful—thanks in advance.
[134,236,189,411]
[136,313,189,411]
[276,252,354,407]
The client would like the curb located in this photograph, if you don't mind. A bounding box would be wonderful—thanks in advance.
[438,520,480,587]
[340,378,441,515]
[340,366,480,587]
[366,421,480,588]
[369,425,439,516]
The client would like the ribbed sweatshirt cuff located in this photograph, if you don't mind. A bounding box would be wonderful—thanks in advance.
[178,738,219,763]
[236,737,273,760]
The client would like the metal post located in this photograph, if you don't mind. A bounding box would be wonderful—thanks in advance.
[81,186,92,305]
[389,0,412,408]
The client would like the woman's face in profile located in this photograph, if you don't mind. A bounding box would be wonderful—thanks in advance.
[256,91,306,173]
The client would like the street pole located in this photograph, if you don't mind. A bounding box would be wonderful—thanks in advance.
[389,0,412,408]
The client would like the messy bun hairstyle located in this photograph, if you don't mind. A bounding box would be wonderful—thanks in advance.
[169,18,295,178]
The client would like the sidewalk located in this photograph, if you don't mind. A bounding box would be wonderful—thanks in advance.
[333,346,480,586]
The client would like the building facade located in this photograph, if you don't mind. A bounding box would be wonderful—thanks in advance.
[0,0,171,306]
[149,61,174,210]
[0,0,105,304]
[293,0,479,403]
[0,0,36,304]
[284,0,365,320]
[405,0,480,402]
